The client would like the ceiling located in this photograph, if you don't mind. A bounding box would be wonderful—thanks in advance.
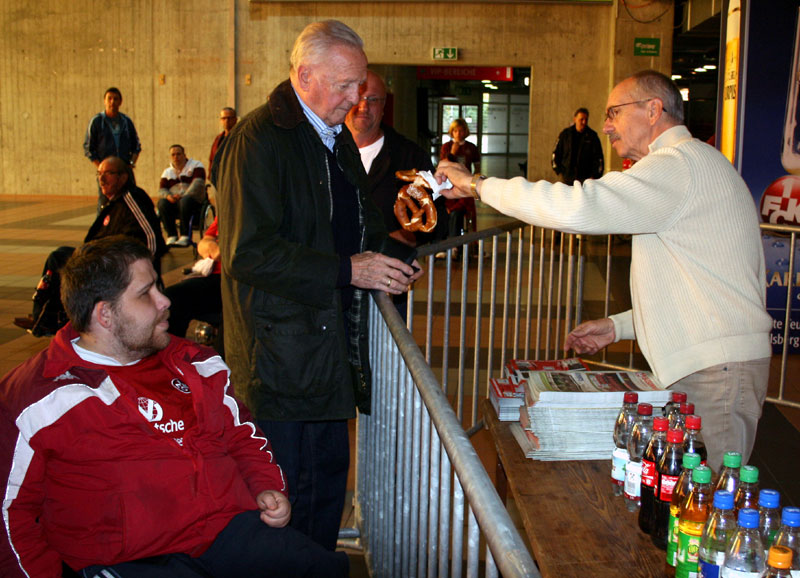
[671,0,722,89]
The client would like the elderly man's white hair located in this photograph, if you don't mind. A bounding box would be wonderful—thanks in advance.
[290,20,364,73]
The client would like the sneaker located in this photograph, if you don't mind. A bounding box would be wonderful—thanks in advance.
[174,236,192,247]
[166,236,179,246]
[13,316,34,330]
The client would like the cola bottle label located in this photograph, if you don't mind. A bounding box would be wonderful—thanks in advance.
[642,458,657,487]
[659,474,680,501]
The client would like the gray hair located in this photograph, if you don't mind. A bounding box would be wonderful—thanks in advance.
[630,70,684,124]
[290,20,364,73]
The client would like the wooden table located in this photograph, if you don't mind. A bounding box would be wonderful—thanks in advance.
[482,399,667,577]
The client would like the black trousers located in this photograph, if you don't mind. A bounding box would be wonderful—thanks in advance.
[78,510,349,578]
[158,196,202,237]
[256,420,349,552]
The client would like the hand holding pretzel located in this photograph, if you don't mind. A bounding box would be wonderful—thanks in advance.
[393,169,437,233]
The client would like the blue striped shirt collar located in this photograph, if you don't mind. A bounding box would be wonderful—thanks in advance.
[294,86,342,152]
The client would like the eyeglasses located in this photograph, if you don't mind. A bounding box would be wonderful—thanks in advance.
[96,170,121,178]
[605,98,667,121]
[359,96,385,105]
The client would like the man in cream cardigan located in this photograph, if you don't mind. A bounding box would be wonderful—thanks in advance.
[436,70,771,472]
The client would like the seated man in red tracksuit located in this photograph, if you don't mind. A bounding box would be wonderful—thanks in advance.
[0,236,348,578]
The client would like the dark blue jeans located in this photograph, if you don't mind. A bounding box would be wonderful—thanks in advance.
[256,420,349,552]
[79,511,348,578]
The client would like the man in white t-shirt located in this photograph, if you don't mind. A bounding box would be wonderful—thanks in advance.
[158,144,207,247]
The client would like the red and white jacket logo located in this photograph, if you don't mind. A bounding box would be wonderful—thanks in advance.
[137,397,164,422]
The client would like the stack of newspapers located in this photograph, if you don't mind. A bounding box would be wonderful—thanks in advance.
[497,360,671,461]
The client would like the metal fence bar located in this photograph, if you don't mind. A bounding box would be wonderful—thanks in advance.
[357,289,540,578]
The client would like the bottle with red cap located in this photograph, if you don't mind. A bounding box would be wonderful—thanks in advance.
[683,415,708,465]
[625,403,654,511]
[639,416,670,535]
[665,391,688,421]
[671,402,695,432]
[612,391,639,496]
[653,428,686,550]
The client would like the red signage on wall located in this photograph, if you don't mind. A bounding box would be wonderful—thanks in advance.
[416,66,514,81]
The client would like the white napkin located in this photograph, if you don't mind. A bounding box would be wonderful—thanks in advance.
[418,170,453,201]
[191,257,215,277]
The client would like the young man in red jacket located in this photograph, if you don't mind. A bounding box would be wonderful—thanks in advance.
[0,236,348,578]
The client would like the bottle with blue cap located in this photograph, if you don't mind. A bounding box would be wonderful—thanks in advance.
[722,508,766,577]
[773,507,800,577]
[699,490,737,578]
[759,489,782,553]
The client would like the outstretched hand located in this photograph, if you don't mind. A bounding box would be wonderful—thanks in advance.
[564,318,616,355]
[434,160,474,199]
[256,490,291,528]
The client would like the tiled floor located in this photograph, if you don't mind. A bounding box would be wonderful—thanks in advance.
[1,194,799,575]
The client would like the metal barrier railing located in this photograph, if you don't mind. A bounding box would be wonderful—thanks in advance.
[355,291,539,578]
[350,219,799,576]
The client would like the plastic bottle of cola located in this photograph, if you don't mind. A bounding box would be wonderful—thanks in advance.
[639,416,670,535]
[653,428,685,551]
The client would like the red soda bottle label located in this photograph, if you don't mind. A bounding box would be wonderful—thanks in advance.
[641,458,657,487]
[658,473,679,501]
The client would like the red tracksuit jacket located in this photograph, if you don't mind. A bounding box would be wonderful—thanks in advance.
[0,325,286,577]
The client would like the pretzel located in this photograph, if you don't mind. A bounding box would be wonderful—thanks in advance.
[393,169,437,233]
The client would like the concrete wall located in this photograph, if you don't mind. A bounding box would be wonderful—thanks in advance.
[0,0,672,197]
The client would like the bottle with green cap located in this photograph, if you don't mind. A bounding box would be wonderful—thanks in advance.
[735,465,760,513]
[676,465,714,578]
[715,452,742,495]
[764,545,793,577]
[666,451,701,574]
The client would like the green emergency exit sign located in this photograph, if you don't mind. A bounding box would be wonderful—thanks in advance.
[433,47,458,61]
[634,38,660,56]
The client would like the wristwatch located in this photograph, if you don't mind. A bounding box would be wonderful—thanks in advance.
[470,173,487,199]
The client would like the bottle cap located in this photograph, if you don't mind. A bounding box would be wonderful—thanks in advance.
[682,452,702,469]
[623,392,638,404]
[738,508,759,528]
[653,417,669,431]
[740,465,759,484]
[637,403,653,416]
[759,489,780,509]
[713,490,734,510]
[781,507,800,528]
[666,428,684,443]
[679,402,695,415]
[685,415,702,430]
[722,451,742,469]
[692,465,712,484]
[671,391,687,403]
[767,545,793,568]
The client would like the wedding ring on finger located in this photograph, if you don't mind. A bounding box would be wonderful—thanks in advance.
[386,278,392,288]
